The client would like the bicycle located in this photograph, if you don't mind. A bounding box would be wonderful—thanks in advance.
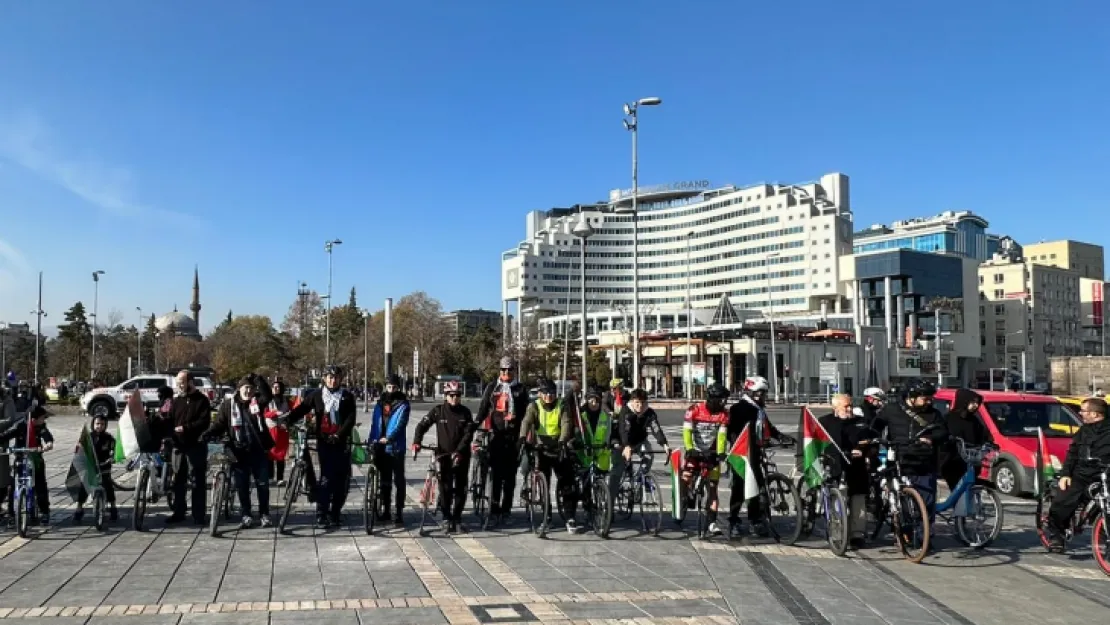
[131,438,175,531]
[414,448,448,536]
[797,463,850,556]
[677,454,721,539]
[518,445,550,538]
[614,445,665,536]
[557,443,612,538]
[4,447,43,537]
[357,442,380,536]
[206,441,235,537]
[279,424,314,534]
[868,441,931,563]
[750,438,804,545]
[1035,455,1110,576]
[936,439,1003,549]
[468,430,493,530]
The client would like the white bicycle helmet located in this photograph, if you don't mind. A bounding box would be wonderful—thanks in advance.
[743,376,769,394]
[863,387,886,401]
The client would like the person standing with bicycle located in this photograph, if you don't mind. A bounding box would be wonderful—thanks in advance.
[872,379,948,529]
[204,374,275,529]
[0,404,54,525]
[475,357,527,526]
[1048,396,1110,551]
[682,384,729,535]
[369,374,410,528]
[726,377,795,539]
[520,379,579,533]
[937,388,989,490]
[168,371,212,526]
[283,366,357,528]
[74,414,118,523]
[412,381,475,534]
[818,394,872,549]
[614,389,669,495]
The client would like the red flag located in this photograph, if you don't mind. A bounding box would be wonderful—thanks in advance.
[25,414,38,449]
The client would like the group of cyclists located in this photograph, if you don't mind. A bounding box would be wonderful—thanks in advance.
[2,359,1110,566]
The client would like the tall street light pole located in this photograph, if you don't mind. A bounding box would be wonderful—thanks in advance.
[0,321,7,379]
[685,231,694,400]
[136,307,143,374]
[362,308,371,412]
[90,270,105,381]
[32,272,46,384]
[573,213,595,389]
[767,252,780,404]
[324,239,343,364]
[620,96,662,390]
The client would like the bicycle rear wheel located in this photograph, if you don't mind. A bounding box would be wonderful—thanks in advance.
[209,472,227,537]
[638,474,663,536]
[1092,514,1110,577]
[15,490,28,538]
[94,491,106,531]
[1035,489,1054,550]
[825,488,849,557]
[363,466,380,535]
[418,469,438,536]
[591,478,611,538]
[695,487,710,539]
[469,457,491,529]
[132,467,150,531]
[893,487,930,563]
[279,463,303,534]
[615,472,635,520]
[528,471,549,538]
[764,472,803,546]
[955,485,1003,549]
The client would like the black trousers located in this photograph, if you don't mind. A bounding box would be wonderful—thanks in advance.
[375,452,406,516]
[173,443,208,521]
[76,469,117,506]
[438,456,470,522]
[1049,479,1090,533]
[316,441,350,517]
[271,460,286,482]
[489,439,518,515]
[940,457,969,491]
[728,459,765,524]
[232,447,270,517]
[536,451,577,518]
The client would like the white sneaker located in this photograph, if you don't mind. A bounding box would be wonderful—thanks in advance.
[566,520,578,534]
[239,516,253,529]
[708,522,722,535]
[259,515,273,528]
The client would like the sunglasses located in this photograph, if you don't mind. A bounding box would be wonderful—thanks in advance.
[445,393,460,398]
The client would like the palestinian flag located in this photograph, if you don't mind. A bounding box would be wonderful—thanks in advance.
[25,412,38,449]
[801,407,839,489]
[725,424,760,500]
[114,391,150,463]
[669,448,685,522]
[1034,426,1055,497]
[65,425,102,502]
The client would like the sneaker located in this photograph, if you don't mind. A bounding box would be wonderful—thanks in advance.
[165,514,186,525]
[73,507,85,523]
[565,520,578,534]
[39,515,50,527]
[849,537,866,550]
[315,515,330,528]
[446,521,457,535]
[239,516,254,530]
[329,514,342,528]
[377,509,392,523]
[276,480,287,488]
[729,521,744,539]
[109,507,118,522]
[259,515,273,528]
[393,517,405,529]
[708,521,722,535]
[1050,534,1066,552]
[750,522,770,538]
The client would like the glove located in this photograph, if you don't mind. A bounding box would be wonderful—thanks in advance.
[452,453,462,467]
[706,452,720,465]
[326,434,340,445]
[778,434,797,447]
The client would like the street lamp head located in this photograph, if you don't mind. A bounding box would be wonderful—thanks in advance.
[623,103,632,116]
[622,119,633,131]
[638,97,662,106]
[572,214,594,239]
[92,270,105,280]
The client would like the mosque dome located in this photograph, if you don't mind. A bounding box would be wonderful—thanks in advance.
[154,309,201,339]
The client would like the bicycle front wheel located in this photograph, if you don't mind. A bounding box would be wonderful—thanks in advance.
[893,487,930,563]
[469,457,491,529]
[591,478,611,539]
[1035,489,1054,550]
[279,462,303,534]
[695,486,710,539]
[418,469,438,536]
[209,472,227,537]
[363,466,380,535]
[528,471,549,538]
[825,488,850,557]
[132,467,150,531]
[15,490,28,538]
[638,474,663,536]
[955,485,1003,549]
[764,472,803,546]
[93,491,106,532]
[615,472,635,520]
[1092,514,1110,576]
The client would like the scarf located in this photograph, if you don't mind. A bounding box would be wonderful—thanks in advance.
[320,386,343,435]
[742,395,772,443]
[231,397,261,447]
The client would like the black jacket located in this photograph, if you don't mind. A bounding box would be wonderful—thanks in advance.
[414,403,475,456]
[476,379,528,439]
[618,406,668,449]
[603,390,628,416]
[873,400,948,476]
[90,431,116,473]
[939,389,990,469]
[207,397,277,451]
[170,388,212,447]
[0,416,53,448]
[1061,418,1110,483]
[287,387,358,444]
[728,398,781,444]
[817,412,874,494]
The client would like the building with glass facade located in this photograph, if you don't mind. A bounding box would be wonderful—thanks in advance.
[852,210,1000,261]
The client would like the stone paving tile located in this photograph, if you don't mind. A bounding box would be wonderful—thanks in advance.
[356,607,447,624]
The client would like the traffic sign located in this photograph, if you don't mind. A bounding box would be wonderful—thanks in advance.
[819,361,839,384]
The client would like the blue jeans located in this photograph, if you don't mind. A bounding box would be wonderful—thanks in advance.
[232,447,270,517]
[907,474,938,525]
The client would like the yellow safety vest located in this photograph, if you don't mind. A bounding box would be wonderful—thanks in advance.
[578,411,612,471]
[535,400,562,438]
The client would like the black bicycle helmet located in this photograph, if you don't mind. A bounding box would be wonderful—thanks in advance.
[538,378,557,395]
[707,383,730,400]
[903,379,937,399]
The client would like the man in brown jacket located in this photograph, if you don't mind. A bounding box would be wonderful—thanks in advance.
[519,379,579,532]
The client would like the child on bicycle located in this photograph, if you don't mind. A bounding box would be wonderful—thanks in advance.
[74,414,118,522]
[682,384,729,535]
[0,404,55,525]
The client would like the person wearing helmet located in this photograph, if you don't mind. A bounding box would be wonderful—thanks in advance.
[519,378,579,533]
[604,379,628,416]
[724,376,794,538]
[284,365,358,528]
[413,381,475,534]
[681,383,730,535]
[872,379,948,528]
[475,356,528,525]
[857,388,886,429]
[369,374,411,528]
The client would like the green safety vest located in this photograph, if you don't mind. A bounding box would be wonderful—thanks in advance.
[535,400,562,438]
[578,411,612,471]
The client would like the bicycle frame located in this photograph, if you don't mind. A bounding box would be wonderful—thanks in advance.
[936,440,994,516]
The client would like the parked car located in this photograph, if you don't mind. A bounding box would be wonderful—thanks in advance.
[932,389,1080,497]
[80,374,216,419]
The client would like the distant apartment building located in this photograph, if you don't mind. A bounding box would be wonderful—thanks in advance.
[1080,277,1108,355]
[977,240,1084,387]
[442,309,503,343]
[1023,240,1104,281]
[852,210,1001,261]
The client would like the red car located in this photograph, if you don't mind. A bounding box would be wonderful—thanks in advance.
[932,389,1080,497]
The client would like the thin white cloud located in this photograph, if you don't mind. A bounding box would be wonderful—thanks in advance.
[0,111,200,228]
[0,236,31,296]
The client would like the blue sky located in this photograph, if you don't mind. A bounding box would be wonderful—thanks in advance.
[1,1,1107,333]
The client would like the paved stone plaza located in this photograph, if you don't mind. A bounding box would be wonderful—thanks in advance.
[0,412,1107,624]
